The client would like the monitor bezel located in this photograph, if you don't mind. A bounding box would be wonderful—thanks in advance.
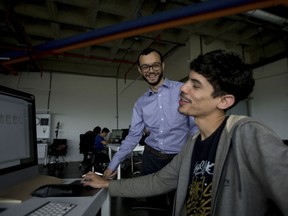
[0,85,38,176]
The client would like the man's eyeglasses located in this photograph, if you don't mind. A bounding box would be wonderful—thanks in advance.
[139,62,162,73]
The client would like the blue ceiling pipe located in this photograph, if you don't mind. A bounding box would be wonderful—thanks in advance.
[1,0,257,59]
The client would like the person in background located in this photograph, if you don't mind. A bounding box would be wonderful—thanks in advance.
[104,48,198,213]
[79,126,101,169]
[92,127,110,172]
[93,126,101,136]
[94,127,110,153]
[82,49,288,216]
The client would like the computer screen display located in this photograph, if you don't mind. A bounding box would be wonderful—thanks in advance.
[110,129,123,140]
[0,85,37,176]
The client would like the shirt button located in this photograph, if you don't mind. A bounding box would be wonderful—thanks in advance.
[159,106,162,108]
[161,118,164,121]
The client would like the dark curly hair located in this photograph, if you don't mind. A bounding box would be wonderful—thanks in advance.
[137,48,163,66]
[190,50,255,110]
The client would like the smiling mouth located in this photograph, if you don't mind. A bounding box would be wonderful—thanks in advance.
[145,72,159,79]
[179,94,192,105]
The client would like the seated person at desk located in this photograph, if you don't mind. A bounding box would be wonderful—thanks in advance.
[94,127,110,154]
[79,126,101,168]
[82,50,288,216]
[92,127,110,172]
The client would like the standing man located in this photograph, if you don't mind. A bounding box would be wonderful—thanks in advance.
[83,49,288,216]
[104,48,198,211]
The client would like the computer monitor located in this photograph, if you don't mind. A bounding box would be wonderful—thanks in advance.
[0,85,38,190]
[121,128,129,140]
[110,129,123,139]
[109,129,123,143]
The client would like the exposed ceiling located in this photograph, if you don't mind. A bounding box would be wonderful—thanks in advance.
[0,0,287,81]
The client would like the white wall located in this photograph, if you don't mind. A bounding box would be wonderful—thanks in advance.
[0,72,147,161]
[1,39,287,161]
[164,35,246,82]
[165,43,191,81]
[251,58,288,139]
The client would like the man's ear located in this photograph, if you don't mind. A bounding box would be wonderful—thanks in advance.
[138,66,142,75]
[217,95,235,110]
[162,62,165,71]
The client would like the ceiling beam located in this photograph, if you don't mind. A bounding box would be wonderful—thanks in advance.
[1,0,286,72]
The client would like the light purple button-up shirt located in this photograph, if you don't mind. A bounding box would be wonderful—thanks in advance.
[108,78,198,171]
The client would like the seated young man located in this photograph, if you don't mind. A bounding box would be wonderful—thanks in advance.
[94,127,110,154]
[92,127,110,172]
[82,50,288,216]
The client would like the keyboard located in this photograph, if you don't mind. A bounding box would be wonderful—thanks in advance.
[25,201,76,216]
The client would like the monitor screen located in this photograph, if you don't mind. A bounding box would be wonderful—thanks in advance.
[0,85,37,177]
[110,129,123,140]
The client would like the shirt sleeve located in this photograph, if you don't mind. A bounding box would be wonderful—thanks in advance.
[108,100,145,171]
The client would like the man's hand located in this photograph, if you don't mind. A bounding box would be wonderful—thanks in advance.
[103,168,117,179]
[82,171,109,188]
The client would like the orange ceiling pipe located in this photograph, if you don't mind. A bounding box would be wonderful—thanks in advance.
[2,0,285,68]
[55,0,285,52]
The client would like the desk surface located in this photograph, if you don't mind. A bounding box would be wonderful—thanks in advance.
[0,179,110,216]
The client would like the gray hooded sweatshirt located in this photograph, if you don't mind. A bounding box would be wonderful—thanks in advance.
[109,115,288,216]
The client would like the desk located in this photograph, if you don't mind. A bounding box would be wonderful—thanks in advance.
[0,178,110,216]
[108,144,144,180]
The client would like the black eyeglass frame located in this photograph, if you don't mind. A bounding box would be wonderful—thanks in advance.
[139,62,162,72]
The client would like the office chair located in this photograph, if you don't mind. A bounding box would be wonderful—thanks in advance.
[130,198,171,216]
[130,206,170,216]
[47,139,68,169]
[129,186,172,215]
[79,132,95,170]
[90,150,110,173]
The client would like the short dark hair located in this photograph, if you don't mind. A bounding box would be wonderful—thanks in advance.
[93,126,101,134]
[137,48,163,66]
[102,128,110,133]
[190,49,255,109]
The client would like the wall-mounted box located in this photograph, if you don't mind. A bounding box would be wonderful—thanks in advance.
[36,114,51,140]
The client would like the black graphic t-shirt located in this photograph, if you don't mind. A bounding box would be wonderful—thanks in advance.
[186,117,227,216]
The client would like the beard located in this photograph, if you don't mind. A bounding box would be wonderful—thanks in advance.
[178,106,188,115]
[142,71,163,87]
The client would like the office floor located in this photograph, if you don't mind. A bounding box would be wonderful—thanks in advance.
[38,159,162,216]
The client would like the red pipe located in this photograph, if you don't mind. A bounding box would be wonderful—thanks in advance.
[2,0,286,70]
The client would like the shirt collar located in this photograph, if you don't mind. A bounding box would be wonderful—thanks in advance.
[148,78,170,95]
